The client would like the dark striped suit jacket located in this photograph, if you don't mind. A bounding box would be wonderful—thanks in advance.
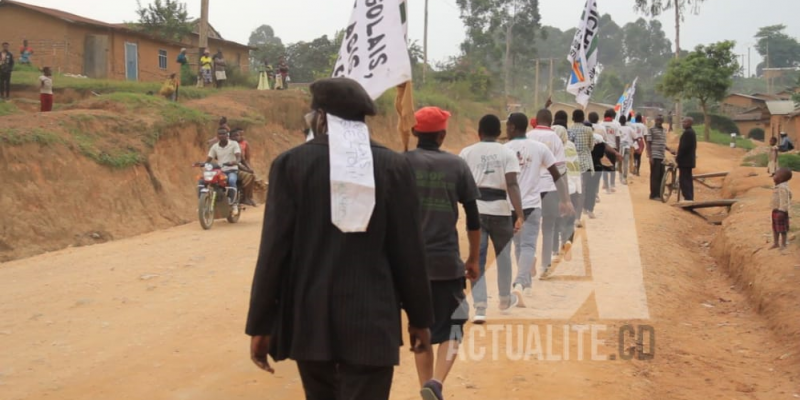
[245,135,434,367]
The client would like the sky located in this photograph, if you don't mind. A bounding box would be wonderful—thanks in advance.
[11,0,800,77]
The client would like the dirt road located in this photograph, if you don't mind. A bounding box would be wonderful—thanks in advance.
[2,143,799,400]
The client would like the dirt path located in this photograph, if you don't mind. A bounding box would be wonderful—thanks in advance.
[1,143,799,400]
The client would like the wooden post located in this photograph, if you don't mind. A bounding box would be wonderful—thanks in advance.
[548,58,554,98]
[423,0,428,84]
[198,0,209,86]
[534,59,540,111]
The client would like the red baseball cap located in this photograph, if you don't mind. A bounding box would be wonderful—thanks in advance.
[414,107,451,133]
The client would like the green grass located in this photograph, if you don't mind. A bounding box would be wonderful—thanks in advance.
[742,152,800,172]
[695,124,755,150]
[67,127,141,169]
[0,127,63,146]
[9,70,214,100]
[0,101,19,116]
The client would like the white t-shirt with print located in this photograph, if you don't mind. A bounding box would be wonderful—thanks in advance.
[208,141,242,172]
[526,127,566,194]
[618,125,635,149]
[601,121,621,149]
[459,141,520,216]
[504,137,556,210]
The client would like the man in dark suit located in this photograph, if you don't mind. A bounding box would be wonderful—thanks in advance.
[674,117,698,201]
[246,78,434,400]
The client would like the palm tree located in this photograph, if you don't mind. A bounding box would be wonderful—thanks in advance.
[634,0,707,129]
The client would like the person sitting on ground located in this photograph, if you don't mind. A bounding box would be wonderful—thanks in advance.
[779,132,794,153]
[230,128,258,207]
[768,136,780,176]
[19,39,33,65]
[159,73,178,101]
[771,167,793,250]
[196,128,242,213]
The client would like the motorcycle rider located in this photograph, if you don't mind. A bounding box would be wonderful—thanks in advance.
[196,128,242,213]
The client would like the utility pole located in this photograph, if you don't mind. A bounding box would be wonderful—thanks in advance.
[423,0,428,84]
[534,59,540,110]
[198,0,209,86]
[766,41,771,94]
[548,58,554,98]
[674,0,682,132]
[748,46,751,78]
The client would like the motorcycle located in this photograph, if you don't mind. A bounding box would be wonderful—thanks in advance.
[194,162,243,230]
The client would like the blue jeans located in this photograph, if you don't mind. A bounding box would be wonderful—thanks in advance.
[198,171,238,203]
[513,208,542,289]
[473,214,514,309]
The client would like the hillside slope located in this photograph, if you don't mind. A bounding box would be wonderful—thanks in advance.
[0,90,482,261]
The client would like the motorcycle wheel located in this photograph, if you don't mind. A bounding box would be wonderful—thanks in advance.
[198,193,215,230]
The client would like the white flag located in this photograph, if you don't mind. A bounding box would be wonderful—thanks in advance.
[328,0,412,232]
[567,0,600,107]
[621,77,638,117]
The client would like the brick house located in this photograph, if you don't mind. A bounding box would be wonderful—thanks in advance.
[0,0,253,82]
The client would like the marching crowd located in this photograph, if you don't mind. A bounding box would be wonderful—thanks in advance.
[243,77,693,400]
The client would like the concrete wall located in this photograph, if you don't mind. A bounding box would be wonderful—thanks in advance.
[0,3,246,82]
[0,5,71,73]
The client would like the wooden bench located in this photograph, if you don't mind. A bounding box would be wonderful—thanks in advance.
[674,199,738,224]
[694,171,729,189]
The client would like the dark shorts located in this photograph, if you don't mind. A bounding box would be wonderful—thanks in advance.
[773,210,790,233]
[430,278,468,345]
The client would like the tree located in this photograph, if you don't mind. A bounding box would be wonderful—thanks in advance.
[593,71,625,104]
[248,25,286,69]
[635,0,708,128]
[285,35,340,82]
[658,41,738,141]
[456,0,541,97]
[794,75,800,106]
[754,25,800,75]
[135,0,193,42]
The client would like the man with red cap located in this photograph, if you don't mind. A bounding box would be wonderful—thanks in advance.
[404,106,481,400]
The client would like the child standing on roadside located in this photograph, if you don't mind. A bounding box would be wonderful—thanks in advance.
[771,167,793,250]
[39,67,53,112]
[768,137,779,176]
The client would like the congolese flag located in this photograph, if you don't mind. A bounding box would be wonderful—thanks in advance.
[567,0,600,107]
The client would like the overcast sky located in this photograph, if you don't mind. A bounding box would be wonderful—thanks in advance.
[13,0,800,76]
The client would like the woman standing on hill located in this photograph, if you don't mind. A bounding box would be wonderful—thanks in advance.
[200,50,213,88]
[213,50,227,89]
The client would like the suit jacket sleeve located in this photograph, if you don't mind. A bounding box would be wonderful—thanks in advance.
[245,154,295,336]
[386,157,435,329]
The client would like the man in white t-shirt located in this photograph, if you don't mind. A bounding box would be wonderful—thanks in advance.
[460,115,525,321]
[631,114,648,176]
[197,128,242,211]
[618,115,635,185]
[527,109,568,274]
[600,109,621,192]
[505,113,572,297]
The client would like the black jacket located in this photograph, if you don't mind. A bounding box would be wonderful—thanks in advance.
[245,135,434,367]
[676,128,697,169]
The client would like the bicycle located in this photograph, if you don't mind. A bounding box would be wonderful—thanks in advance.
[660,159,681,203]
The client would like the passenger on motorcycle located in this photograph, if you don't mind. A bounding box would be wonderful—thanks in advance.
[196,128,242,211]
[230,128,258,207]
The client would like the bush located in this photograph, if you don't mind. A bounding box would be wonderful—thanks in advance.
[224,65,257,88]
[749,128,765,141]
[687,112,739,135]
[694,124,754,150]
[779,153,800,172]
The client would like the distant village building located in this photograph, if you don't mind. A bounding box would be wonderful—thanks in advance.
[0,0,253,82]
